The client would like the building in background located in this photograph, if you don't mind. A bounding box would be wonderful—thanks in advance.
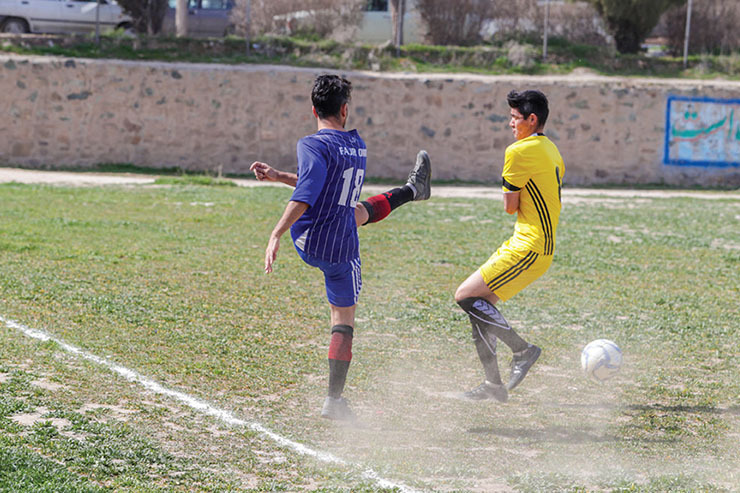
[356,0,422,44]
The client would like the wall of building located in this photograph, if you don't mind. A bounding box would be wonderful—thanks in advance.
[357,0,422,44]
[1,55,738,186]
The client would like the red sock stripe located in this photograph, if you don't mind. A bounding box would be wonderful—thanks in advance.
[328,332,353,362]
[366,194,392,223]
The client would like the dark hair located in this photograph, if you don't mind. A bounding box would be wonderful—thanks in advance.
[311,75,352,120]
[507,90,549,128]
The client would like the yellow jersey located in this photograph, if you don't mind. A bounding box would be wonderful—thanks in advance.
[501,134,564,255]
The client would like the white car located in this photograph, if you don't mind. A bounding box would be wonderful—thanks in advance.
[0,0,133,34]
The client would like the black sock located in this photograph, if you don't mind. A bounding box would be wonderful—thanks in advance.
[360,185,415,225]
[328,359,350,399]
[471,320,503,385]
[457,297,529,353]
[384,185,415,208]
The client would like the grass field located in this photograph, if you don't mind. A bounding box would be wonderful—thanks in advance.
[0,180,738,492]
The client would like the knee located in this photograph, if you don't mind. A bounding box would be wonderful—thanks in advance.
[456,295,477,311]
[454,284,471,304]
[454,284,464,303]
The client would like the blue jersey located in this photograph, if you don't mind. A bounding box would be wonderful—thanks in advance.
[290,128,367,263]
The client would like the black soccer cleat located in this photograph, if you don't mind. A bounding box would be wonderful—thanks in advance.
[321,396,356,422]
[462,381,508,402]
[506,345,541,391]
[407,150,431,201]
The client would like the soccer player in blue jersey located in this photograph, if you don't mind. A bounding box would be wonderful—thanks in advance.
[251,74,431,421]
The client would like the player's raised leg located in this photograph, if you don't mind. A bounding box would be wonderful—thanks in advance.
[357,150,431,226]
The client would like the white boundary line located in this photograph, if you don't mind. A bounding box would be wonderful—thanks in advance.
[0,315,416,493]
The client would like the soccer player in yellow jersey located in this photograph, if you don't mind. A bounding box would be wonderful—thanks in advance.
[455,89,564,402]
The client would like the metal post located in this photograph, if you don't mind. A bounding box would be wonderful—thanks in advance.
[683,0,693,68]
[245,0,251,56]
[543,0,550,61]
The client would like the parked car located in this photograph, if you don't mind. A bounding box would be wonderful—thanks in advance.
[161,0,233,38]
[0,0,133,34]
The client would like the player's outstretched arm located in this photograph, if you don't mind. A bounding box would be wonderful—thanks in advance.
[264,200,309,273]
[250,161,298,188]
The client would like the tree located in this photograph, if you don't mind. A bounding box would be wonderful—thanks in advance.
[117,0,169,34]
[582,0,686,53]
[416,0,493,46]
[663,0,740,56]
[175,0,189,37]
[390,0,405,48]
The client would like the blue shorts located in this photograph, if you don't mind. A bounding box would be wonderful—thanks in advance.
[297,249,362,307]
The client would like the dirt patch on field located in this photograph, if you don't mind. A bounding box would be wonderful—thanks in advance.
[1,167,737,201]
[10,406,71,430]
[0,167,155,186]
[78,403,139,421]
[31,378,66,392]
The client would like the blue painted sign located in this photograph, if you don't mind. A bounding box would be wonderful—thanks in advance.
[664,95,740,168]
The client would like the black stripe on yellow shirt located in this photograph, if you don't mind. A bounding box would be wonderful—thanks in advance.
[502,178,521,192]
[526,181,554,255]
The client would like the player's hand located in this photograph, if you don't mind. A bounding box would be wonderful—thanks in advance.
[250,161,278,182]
[264,235,280,273]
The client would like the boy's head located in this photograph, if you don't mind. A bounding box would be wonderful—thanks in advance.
[312,75,352,122]
[507,90,549,140]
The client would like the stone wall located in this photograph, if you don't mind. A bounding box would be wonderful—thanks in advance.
[1,55,739,186]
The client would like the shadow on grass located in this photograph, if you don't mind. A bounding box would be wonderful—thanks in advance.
[545,402,740,416]
[625,404,740,416]
[466,425,675,444]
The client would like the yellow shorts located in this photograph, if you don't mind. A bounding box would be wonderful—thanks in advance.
[479,239,553,302]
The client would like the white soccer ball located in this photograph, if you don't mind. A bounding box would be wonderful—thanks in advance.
[581,339,622,382]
